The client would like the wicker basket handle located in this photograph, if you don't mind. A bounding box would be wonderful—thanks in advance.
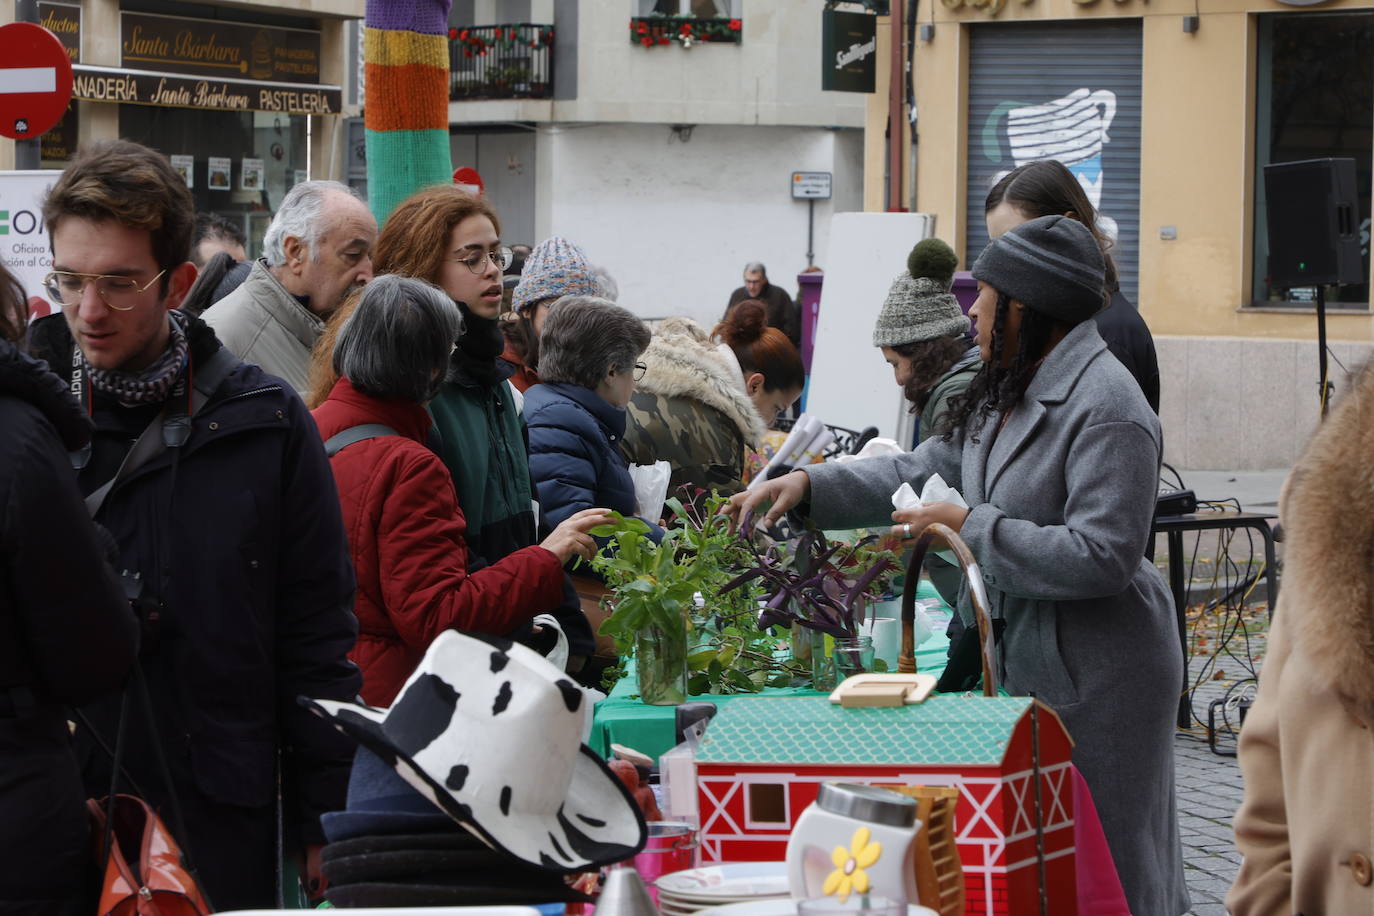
[897,522,998,697]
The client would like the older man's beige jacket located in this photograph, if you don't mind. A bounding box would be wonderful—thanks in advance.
[203,259,322,397]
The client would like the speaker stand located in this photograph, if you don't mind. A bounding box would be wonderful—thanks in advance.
[1316,285,1334,418]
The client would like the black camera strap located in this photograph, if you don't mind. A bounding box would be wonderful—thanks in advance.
[78,345,238,518]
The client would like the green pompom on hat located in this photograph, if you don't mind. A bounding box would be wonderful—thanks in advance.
[872,236,970,348]
[907,238,959,288]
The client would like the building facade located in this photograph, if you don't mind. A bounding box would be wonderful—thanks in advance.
[443,1,867,328]
[0,0,363,260]
[909,0,1374,468]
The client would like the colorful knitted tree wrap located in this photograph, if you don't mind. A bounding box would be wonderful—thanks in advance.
[364,0,454,224]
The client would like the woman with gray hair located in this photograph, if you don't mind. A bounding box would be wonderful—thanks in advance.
[311,275,614,705]
[525,296,665,558]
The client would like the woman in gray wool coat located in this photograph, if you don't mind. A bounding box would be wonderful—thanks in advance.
[731,215,1188,916]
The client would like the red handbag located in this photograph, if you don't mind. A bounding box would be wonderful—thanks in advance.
[87,793,211,916]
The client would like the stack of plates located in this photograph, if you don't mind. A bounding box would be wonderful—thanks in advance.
[655,863,791,916]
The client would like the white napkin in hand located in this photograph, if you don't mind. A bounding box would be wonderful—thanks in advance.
[892,474,968,563]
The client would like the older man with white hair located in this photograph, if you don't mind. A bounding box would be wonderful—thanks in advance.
[204,180,376,395]
[723,260,800,348]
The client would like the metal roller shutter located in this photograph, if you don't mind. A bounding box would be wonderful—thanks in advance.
[965,19,1143,302]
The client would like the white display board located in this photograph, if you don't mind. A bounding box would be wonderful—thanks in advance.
[805,211,933,442]
[0,170,60,320]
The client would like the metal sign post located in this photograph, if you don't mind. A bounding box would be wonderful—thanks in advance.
[791,171,832,267]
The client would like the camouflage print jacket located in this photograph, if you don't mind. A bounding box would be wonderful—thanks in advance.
[621,318,766,499]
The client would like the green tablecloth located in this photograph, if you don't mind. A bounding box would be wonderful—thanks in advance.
[590,584,954,759]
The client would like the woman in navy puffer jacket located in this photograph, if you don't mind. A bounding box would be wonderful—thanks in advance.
[525,296,665,559]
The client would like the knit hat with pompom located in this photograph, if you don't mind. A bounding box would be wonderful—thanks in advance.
[871,237,970,348]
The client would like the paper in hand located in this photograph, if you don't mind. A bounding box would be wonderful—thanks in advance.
[892,474,967,562]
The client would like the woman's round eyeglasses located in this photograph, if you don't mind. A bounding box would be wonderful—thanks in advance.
[447,247,513,275]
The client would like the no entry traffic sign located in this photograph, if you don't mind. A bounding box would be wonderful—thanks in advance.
[0,22,74,141]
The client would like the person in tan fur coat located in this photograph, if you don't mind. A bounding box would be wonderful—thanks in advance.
[620,316,766,497]
[1229,361,1374,915]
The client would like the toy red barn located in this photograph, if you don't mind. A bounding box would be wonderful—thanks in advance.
[692,695,1077,916]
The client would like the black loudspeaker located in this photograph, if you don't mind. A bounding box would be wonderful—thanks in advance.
[1264,157,1363,288]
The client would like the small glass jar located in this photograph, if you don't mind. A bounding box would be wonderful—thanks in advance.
[832,635,875,683]
[635,623,688,706]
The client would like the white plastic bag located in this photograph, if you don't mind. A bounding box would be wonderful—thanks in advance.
[630,460,672,522]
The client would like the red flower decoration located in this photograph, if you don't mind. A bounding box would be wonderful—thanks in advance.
[679,23,693,35]
[463,48,473,58]
[636,22,648,34]
[459,29,470,41]
[640,35,654,47]
[448,28,458,40]
[729,18,742,30]
[658,35,670,44]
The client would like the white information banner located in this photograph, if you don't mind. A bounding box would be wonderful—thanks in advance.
[0,170,60,320]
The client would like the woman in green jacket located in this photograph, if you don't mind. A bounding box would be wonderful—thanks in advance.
[872,238,980,619]
[874,238,981,446]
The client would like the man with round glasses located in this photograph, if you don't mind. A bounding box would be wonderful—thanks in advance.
[203,180,376,396]
[27,139,360,907]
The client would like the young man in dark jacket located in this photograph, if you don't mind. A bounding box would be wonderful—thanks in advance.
[29,139,361,908]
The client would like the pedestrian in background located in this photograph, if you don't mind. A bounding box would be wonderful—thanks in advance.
[0,262,137,916]
[723,261,800,348]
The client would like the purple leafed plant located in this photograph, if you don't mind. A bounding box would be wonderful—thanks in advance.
[720,511,896,640]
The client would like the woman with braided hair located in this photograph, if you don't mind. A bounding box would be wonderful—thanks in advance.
[730,215,1187,916]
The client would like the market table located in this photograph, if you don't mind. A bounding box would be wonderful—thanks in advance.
[590,592,955,759]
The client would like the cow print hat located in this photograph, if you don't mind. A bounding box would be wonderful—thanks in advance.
[301,630,647,873]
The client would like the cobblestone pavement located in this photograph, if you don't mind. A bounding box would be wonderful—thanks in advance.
[1172,602,1269,915]
[1162,470,1280,914]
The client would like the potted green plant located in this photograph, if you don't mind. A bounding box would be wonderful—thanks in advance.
[591,492,805,702]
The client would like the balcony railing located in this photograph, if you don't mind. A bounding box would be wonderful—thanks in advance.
[448,23,554,101]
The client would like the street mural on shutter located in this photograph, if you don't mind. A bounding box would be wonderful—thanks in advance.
[966,21,1142,301]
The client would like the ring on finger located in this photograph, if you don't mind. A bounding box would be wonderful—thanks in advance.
[902,522,912,538]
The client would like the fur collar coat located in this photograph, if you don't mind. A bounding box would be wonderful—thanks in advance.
[1230,362,1374,916]
[621,318,766,497]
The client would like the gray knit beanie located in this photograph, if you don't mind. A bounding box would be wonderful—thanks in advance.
[871,238,970,348]
[970,215,1106,324]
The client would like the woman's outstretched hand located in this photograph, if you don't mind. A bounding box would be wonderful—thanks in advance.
[722,470,812,530]
[540,508,617,564]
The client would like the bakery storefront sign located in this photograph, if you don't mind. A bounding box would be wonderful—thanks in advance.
[72,65,341,115]
[120,11,323,85]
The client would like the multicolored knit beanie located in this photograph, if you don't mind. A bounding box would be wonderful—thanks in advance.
[364,0,454,225]
[512,237,598,312]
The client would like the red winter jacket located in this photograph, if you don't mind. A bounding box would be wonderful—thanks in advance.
[313,377,564,706]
